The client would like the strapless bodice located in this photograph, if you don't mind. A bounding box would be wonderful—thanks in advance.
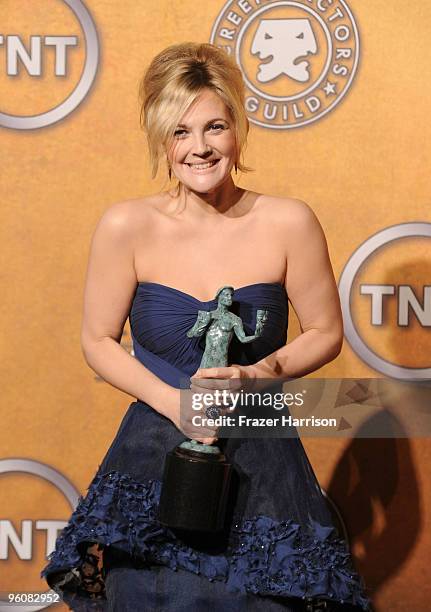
[129,282,289,388]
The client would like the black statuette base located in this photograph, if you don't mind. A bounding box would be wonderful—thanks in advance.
[157,445,232,532]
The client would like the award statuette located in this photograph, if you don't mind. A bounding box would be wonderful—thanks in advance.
[157,286,268,532]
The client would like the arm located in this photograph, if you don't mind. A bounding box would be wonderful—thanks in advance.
[233,309,268,342]
[249,200,343,380]
[233,318,258,343]
[186,311,211,337]
[80,202,178,421]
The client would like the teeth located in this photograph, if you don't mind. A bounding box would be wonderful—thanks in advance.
[187,160,218,169]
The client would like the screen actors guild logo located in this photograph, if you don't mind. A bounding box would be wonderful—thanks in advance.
[211,0,360,129]
[253,18,317,84]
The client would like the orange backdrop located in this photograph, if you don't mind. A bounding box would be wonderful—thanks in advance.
[1,1,430,610]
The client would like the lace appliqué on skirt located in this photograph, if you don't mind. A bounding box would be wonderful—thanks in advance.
[40,470,371,611]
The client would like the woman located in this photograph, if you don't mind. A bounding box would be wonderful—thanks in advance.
[40,42,371,611]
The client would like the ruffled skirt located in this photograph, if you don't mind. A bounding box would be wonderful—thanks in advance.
[40,400,371,611]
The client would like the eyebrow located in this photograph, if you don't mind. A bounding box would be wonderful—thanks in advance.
[175,117,228,129]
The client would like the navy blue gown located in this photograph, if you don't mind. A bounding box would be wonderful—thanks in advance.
[40,282,371,611]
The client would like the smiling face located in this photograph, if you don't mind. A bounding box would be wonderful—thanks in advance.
[166,89,237,193]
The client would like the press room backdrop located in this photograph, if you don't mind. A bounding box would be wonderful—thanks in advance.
[1,1,430,610]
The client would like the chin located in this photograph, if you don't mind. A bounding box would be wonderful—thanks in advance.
[181,176,228,194]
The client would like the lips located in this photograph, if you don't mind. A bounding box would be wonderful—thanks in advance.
[185,159,220,170]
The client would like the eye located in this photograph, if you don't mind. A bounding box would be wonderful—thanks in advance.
[264,32,273,40]
[173,129,187,138]
[296,32,304,39]
[208,123,225,131]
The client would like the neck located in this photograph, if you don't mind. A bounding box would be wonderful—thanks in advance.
[216,304,228,313]
[174,177,245,218]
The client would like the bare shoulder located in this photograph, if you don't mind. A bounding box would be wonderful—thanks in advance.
[255,193,319,228]
[95,192,166,236]
[253,193,327,259]
[256,193,324,238]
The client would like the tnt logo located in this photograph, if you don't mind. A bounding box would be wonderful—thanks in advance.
[0,35,78,77]
[0,0,99,130]
[0,459,79,610]
[211,0,359,129]
[339,223,431,380]
[359,285,430,327]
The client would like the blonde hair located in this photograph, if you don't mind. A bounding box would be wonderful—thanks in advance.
[138,42,252,181]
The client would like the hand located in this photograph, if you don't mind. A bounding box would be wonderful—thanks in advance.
[191,364,257,399]
[192,362,280,397]
[168,388,219,445]
[187,366,252,441]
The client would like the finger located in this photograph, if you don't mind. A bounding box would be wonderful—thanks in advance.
[190,383,229,396]
[193,368,218,378]
[183,432,218,442]
[190,377,232,390]
[191,379,244,395]
[188,386,239,412]
[225,378,244,392]
[193,436,218,445]
[183,423,218,437]
[193,366,245,385]
[193,367,233,379]
[187,427,218,441]
[202,437,218,445]
[226,365,242,378]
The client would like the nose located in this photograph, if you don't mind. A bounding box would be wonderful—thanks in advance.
[191,133,212,158]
